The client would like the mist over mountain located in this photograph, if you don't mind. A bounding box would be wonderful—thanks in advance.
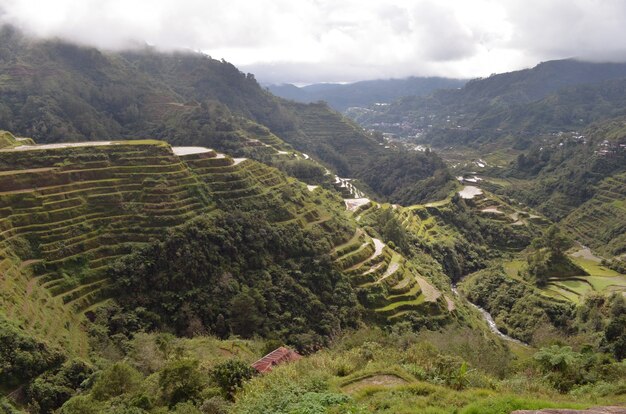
[267,76,467,112]
[0,2,626,413]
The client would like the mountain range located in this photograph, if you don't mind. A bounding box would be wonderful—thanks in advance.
[267,76,466,112]
[0,24,624,414]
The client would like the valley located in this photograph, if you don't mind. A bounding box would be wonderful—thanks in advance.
[0,25,624,414]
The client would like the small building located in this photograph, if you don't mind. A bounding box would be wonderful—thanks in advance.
[251,347,302,374]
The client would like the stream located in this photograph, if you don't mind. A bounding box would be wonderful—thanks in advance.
[451,285,527,346]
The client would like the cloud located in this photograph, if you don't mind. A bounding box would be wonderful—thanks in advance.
[502,0,626,62]
[1,0,626,83]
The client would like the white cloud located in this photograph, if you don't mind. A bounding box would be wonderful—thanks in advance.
[1,0,626,83]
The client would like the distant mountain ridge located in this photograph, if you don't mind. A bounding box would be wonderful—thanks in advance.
[351,59,626,146]
[0,24,454,205]
[267,76,467,112]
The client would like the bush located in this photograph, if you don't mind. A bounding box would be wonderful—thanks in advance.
[210,359,255,400]
[0,318,65,388]
[173,402,202,414]
[59,396,102,414]
[199,396,230,414]
[26,359,93,413]
[159,359,204,406]
[91,362,142,401]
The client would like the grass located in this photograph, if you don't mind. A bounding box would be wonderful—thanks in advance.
[0,137,361,366]
[504,256,626,303]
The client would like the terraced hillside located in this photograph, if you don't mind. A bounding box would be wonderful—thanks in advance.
[0,138,361,352]
[0,141,215,341]
[0,135,461,365]
[561,171,626,258]
[331,224,450,323]
[281,102,386,176]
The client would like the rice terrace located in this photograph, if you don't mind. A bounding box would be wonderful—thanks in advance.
[0,4,626,413]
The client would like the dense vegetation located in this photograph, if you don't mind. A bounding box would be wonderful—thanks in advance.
[47,327,626,414]
[0,25,454,205]
[107,212,361,349]
[0,24,625,414]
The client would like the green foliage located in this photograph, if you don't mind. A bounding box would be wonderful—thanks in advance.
[272,159,327,185]
[461,266,575,343]
[0,130,16,149]
[159,359,204,406]
[91,362,142,401]
[26,359,93,413]
[459,396,585,414]
[357,152,454,204]
[109,212,361,346]
[172,401,202,414]
[0,397,22,414]
[210,359,255,400]
[526,226,587,286]
[59,396,102,414]
[531,345,614,392]
[0,317,65,389]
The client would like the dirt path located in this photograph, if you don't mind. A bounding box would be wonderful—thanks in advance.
[415,275,441,302]
[348,238,386,272]
[342,375,408,393]
[444,295,456,311]
[172,146,212,156]
[379,262,400,282]
[570,245,602,263]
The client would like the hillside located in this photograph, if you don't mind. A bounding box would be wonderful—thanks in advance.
[351,59,626,145]
[267,76,466,112]
[0,25,454,205]
[0,135,471,406]
[0,26,625,414]
[496,117,626,260]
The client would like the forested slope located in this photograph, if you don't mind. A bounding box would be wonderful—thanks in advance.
[0,25,453,205]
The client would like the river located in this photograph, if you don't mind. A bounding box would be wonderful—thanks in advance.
[451,285,527,346]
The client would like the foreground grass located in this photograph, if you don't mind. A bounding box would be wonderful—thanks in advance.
[232,327,626,414]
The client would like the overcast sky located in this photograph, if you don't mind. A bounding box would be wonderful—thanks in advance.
[2,0,626,84]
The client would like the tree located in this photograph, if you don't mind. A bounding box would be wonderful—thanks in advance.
[210,359,255,400]
[544,225,569,258]
[534,345,583,392]
[229,291,264,338]
[159,358,204,406]
[91,362,142,401]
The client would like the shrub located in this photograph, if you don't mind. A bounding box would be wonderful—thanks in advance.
[0,319,65,388]
[159,358,204,406]
[59,396,102,414]
[26,359,93,413]
[199,396,230,414]
[91,362,142,401]
[210,359,255,400]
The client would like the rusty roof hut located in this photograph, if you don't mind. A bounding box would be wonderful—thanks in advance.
[251,347,302,373]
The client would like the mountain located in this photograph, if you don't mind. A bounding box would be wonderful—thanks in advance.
[0,26,625,414]
[0,25,453,206]
[1,132,513,409]
[501,116,626,258]
[351,59,626,145]
[267,76,467,112]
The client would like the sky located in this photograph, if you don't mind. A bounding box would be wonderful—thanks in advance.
[2,0,626,84]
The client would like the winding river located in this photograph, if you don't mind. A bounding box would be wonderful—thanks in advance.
[451,286,527,346]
